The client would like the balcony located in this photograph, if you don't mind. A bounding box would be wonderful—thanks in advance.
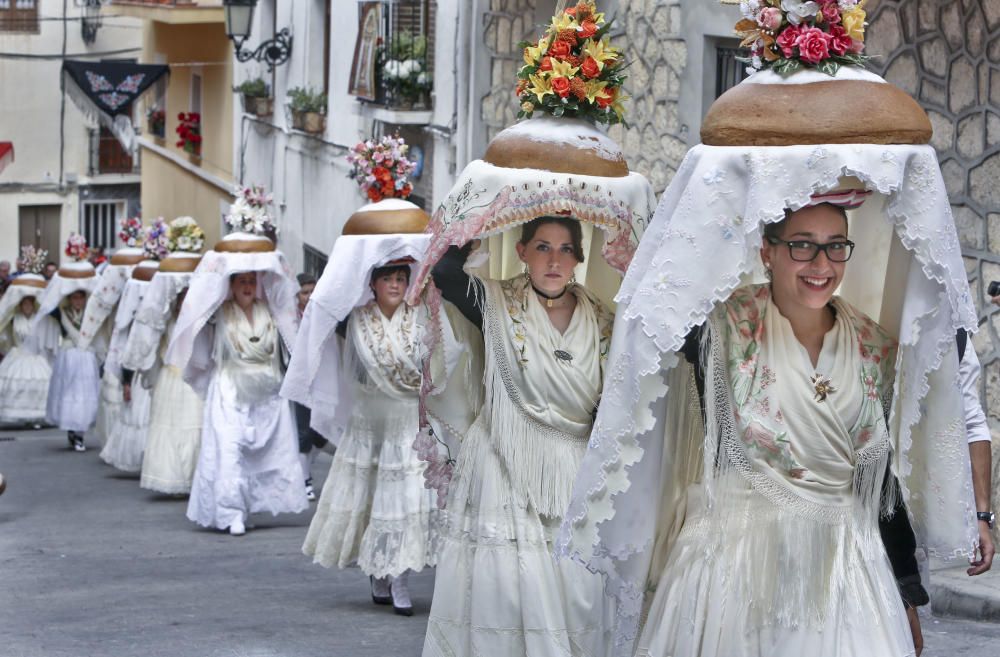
[106,0,224,25]
[89,128,140,177]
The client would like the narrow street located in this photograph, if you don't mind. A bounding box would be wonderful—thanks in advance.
[0,427,431,657]
[3,426,1000,656]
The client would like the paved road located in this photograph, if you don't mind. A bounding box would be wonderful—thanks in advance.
[2,427,999,656]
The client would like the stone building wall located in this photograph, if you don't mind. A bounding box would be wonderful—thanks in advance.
[866,0,1000,508]
[478,0,691,193]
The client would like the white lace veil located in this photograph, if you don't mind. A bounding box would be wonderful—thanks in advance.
[33,272,99,328]
[280,233,433,446]
[164,249,299,395]
[555,143,979,655]
[120,271,192,374]
[78,263,135,350]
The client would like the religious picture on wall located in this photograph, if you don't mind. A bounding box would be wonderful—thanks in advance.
[349,2,381,101]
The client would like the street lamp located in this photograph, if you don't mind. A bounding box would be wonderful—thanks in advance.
[223,0,293,72]
[81,0,102,45]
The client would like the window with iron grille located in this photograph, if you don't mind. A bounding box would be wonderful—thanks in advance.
[81,201,125,251]
[351,0,435,110]
[715,45,749,99]
[0,0,39,34]
[302,244,328,279]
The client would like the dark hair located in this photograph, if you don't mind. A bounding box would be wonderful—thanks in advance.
[763,202,849,241]
[518,216,586,263]
[297,272,317,287]
[370,264,410,284]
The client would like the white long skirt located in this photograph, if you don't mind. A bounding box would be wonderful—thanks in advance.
[89,369,123,447]
[423,416,614,657]
[45,346,100,432]
[303,387,440,578]
[140,366,204,494]
[99,376,151,473]
[186,375,308,530]
[0,346,52,423]
[635,486,915,657]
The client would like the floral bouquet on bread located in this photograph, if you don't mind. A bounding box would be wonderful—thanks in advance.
[516,1,628,125]
[65,233,89,262]
[346,134,416,203]
[226,184,278,236]
[20,245,48,275]
[143,218,170,260]
[118,216,144,248]
[167,216,205,253]
[736,0,869,75]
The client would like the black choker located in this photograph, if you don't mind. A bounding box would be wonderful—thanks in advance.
[531,283,569,308]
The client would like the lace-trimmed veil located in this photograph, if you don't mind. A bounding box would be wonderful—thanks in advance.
[556,95,980,656]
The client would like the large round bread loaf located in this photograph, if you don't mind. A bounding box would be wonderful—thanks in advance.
[110,247,145,266]
[702,72,931,146]
[214,233,276,253]
[343,198,430,235]
[159,252,202,273]
[58,262,95,279]
[483,116,629,177]
[132,261,159,281]
[10,274,47,289]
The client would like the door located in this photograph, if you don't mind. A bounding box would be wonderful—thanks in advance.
[18,204,61,265]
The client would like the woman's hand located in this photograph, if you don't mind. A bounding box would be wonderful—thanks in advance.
[906,606,923,656]
[122,383,132,404]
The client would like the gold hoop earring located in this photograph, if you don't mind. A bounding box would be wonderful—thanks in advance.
[570,273,577,286]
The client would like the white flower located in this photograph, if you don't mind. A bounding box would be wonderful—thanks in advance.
[400,59,422,77]
[781,0,820,25]
[177,236,192,250]
[383,60,402,79]
[417,72,430,86]
[739,0,761,19]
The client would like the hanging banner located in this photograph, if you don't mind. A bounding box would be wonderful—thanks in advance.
[61,60,170,155]
[0,142,12,173]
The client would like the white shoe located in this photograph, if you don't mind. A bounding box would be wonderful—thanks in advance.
[390,571,413,616]
[305,483,316,502]
[229,519,246,536]
[73,441,86,452]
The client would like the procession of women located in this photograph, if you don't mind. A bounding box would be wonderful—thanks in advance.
[0,3,996,656]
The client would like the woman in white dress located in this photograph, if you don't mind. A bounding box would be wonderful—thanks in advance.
[136,286,204,495]
[423,216,616,656]
[0,277,59,425]
[45,287,101,451]
[182,271,307,535]
[303,263,440,615]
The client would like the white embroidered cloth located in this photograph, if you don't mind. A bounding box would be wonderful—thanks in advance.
[556,142,978,655]
[79,263,135,349]
[33,273,99,330]
[121,272,193,374]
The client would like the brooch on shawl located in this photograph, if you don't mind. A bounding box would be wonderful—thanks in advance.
[811,374,836,403]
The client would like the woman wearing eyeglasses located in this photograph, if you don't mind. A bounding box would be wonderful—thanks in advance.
[626,196,924,656]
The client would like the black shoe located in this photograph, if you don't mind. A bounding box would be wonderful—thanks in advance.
[393,603,414,617]
[370,576,391,605]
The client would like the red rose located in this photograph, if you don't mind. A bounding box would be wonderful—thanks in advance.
[539,56,553,71]
[578,20,598,39]
[827,25,852,56]
[550,76,571,98]
[775,25,801,58]
[596,87,616,109]
[367,187,381,202]
[580,56,601,78]
[177,112,186,121]
[549,40,572,59]
[821,2,841,24]
[794,26,832,64]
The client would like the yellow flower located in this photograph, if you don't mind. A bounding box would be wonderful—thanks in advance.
[549,13,576,34]
[527,72,553,102]
[523,37,550,66]
[842,7,867,42]
[583,79,609,103]
[521,101,535,113]
[582,37,619,69]
[548,57,580,79]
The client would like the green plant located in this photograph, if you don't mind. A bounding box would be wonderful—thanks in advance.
[287,86,328,114]
[236,77,269,97]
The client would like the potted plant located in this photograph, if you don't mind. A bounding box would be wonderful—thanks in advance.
[146,107,166,137]
[380,31,433,110]
[175,112,202,157]
[288,86,327,135]
[236,77,273,117]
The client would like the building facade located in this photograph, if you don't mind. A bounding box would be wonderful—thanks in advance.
[0,1,142,264]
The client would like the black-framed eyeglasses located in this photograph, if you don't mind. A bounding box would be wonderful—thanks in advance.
[766,237,855,263]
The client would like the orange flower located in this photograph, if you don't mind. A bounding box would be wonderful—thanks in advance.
[549,40,572,59]
[539,56,553,71]
[550,76,572,98]
[578,19,598,39]
[596,86,616,108]
[580,56,601,78]
[557,28,578,45]
[367,187,381,202]
[569,77,587,101]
